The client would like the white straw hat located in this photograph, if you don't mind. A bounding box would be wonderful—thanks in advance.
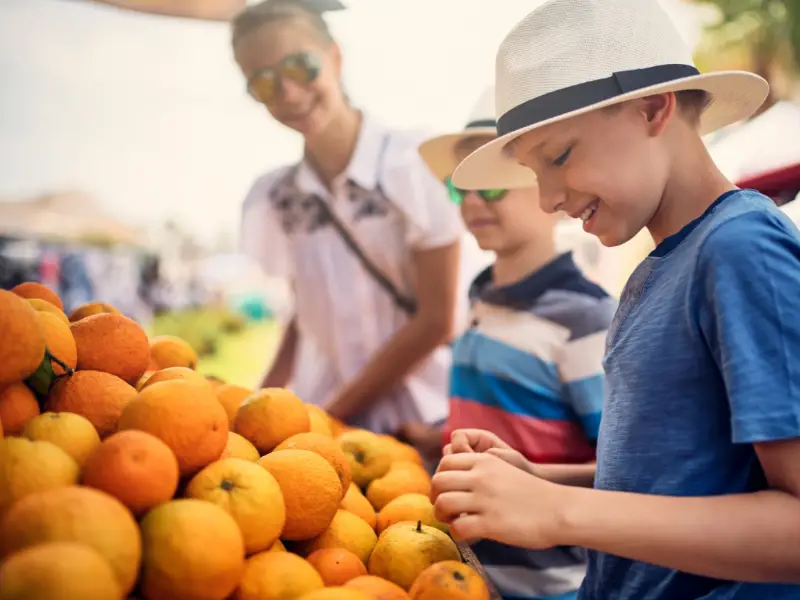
[419,87,498,181]
[451,0,770,190]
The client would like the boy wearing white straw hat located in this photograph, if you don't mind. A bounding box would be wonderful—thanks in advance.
[417,87,615,600]
[432,0,800,598]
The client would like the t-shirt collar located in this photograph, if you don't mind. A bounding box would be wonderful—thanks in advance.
[471,252,580,309]
[294,111,384,196]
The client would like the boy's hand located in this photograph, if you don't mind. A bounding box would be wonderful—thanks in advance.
[444,429,531,474]
[431,452,567,550]
[444,429,512,454]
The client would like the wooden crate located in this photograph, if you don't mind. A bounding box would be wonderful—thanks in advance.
[458,542,503,600]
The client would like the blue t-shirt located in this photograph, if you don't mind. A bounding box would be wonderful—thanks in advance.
[580,190,800,600]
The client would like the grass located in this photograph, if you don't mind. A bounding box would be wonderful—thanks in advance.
[196,321,281,389]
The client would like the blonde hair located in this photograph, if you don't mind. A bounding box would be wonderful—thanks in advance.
[231,0,335,46]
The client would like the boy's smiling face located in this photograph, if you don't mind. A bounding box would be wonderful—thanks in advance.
[508,95,679,247]
[454,136,559,255]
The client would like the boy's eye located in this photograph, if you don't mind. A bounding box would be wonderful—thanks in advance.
[552,146,573,167]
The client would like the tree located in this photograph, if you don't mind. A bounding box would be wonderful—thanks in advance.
[687,0,800,113]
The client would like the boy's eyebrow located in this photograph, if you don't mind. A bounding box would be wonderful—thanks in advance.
[505,136,550,157]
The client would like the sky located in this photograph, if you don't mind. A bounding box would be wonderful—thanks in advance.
[0,0,707,246]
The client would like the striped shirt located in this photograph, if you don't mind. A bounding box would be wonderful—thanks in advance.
[444,252,616,600]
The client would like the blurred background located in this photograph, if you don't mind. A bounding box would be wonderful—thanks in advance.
[2,0,799,388]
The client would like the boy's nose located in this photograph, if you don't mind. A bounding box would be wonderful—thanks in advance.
[537,178,566,215]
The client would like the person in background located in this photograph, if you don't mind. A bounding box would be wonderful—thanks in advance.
[233,0,471,435]
[433,0,800,598]
[411,87,615,600]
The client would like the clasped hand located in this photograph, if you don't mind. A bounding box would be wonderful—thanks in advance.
[431,429,568,550]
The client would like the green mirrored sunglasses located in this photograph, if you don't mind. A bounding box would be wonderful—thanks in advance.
[444,177,508,205]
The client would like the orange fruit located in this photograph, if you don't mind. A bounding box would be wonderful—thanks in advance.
[135,371,155,391]
[409,560,489,600]
[235,388,310,453]
[376,494,447,535]
[11,282,64,311]
[307,404,334,437]
[258,449,341,541]
[35,311,77,375]
[0,485,142,595]
[221,431,261,461]
[345,575,411,600]
[307,547,367,586]
[0,290,46,386]
[330,417,352,438]
[46,370,137,438]
[338,430,392,489]
[367,522,460,591]
[0,382,40,436]
[340,482,377,530]
[68,302,120,323]
[298,589,373,600]
[267,539,286,552]
[139,499,245,600]
[0,541,121,600]
[0,437,80,514]
[366,464,431,511]
[118,379,228,476]
[70,313,149,385]
[303,509,378,565]
[186,457,286,555]
[408,561,489,600]
[205,374,227,390]
[27,298,69,324]
[0,416,4,439]
[149,335,198,370]
[140,366,211,390]
[22,411,100,466]
[380,436,425,467]
[235,551,324,600]
[276,432,352,500]
[215,384,252,430]
[81,430,180,515]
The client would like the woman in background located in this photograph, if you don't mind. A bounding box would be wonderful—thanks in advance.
[233,0,469,437]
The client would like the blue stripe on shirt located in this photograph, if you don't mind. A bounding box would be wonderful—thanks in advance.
[450,364,572,420]
[453,330,561,393]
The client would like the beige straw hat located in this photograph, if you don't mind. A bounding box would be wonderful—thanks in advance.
[419,87,497,182]
[451,0,769,190]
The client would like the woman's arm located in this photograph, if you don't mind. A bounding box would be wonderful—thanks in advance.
[86,0,242,21]
[323,241,460,420]
[260,316,299,389]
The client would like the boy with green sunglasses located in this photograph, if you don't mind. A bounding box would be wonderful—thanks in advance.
[410,88,616,600]
[443,176,508,205]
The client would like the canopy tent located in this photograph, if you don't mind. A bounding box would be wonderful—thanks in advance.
[69,0,246,21]
[0,192,146,248]
[738,162,800,198]
[707,101,800,186]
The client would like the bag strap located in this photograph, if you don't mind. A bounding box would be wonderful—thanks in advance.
[313,196,418,315]
[291,134,418,315]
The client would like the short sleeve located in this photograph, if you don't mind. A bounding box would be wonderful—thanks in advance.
[557,329,608,442]
[239,170,293,280]
[697,209,800,444]
[380,132,465,251]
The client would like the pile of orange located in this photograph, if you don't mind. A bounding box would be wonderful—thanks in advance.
[0,282,492,600]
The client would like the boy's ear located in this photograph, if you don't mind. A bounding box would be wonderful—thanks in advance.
[637,93,676,137]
